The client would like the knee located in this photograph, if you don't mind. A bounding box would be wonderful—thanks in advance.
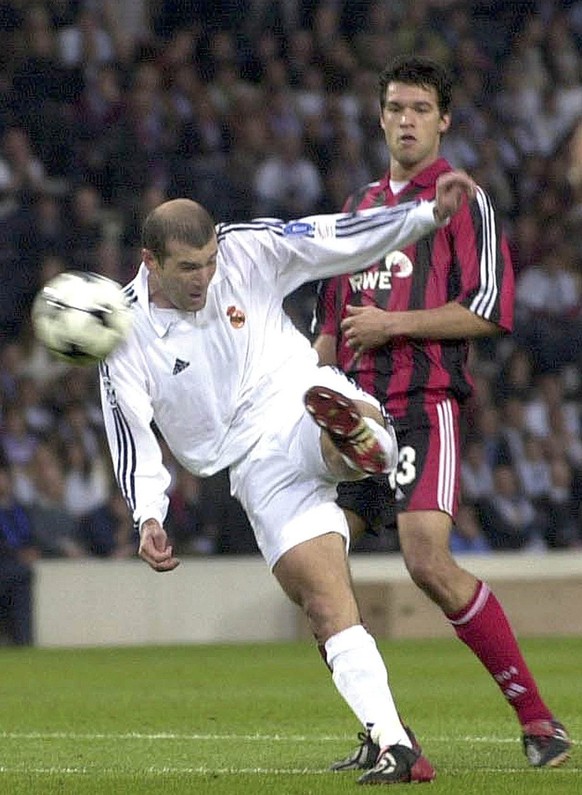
[302,590,360,645]
[405,555,439,592]
[302,591,336,640]
[404,544,456,596]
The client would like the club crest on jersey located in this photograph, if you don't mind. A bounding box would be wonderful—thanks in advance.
[348,250,413,292]
[227,305,246,328]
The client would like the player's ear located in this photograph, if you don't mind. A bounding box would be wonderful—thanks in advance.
[142,248,158,272]
[439,113,451,135]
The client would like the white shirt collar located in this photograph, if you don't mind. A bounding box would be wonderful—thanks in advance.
[133,263,173,338]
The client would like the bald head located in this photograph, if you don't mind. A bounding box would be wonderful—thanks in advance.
[142,199,216,261]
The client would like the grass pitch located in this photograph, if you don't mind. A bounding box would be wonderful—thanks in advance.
[0,637,579,794]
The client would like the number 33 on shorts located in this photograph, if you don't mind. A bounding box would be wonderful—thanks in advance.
[387,400,461,517]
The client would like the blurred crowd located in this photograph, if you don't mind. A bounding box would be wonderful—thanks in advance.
[2,0,582,631]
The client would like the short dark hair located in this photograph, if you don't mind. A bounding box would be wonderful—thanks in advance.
[378,56,452,115]
[142,199,216,261]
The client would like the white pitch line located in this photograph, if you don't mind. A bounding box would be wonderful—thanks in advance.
[0,731,578,745]
[0,765,580,776]
[0,766,330,776]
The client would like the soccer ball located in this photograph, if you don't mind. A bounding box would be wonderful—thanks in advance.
[31,271,133,365]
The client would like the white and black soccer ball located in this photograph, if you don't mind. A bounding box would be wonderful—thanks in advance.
[31,271,133,365]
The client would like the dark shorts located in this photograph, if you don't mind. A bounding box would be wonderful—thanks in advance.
[337,399,461,533]
[336,474,396,534]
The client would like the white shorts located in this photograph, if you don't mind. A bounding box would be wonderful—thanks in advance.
[229,366,381,569]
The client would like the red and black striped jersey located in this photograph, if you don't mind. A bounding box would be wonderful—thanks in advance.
[315,158,514,416]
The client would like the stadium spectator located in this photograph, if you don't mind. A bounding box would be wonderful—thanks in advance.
[494,346,534,403]
[93,238,126,284]
[100,0,152,63]
[498,396,529,466]
[525,371,581,443]
[97,181,474,784]
[470,136,516,218]
[16,192,68,268]
[203,30,253,108]
[253,130,323,218]
[449,503,491,555]
[167,86,237,222]
[56,4,115,78]
[516,433,553,516]
[460,438,495,510]
[350,1,398,72]
[201,468,258,555]
[0,465,36,645]
[63,184,107,272]
[473,404,514,469]
[173,88,231,171]
[10,439,60,506]
[8,2,79,180]
[543,456,580,548]
[78,489,135,558]
[546,403,582,473]
[57,400,101,460]
[329,132,372,198]
[60,438,110,519]
[26,450,85,558]
[0,402,39,472]
[478,464,539,551]
[166,469,217,556]
[72,62,125,192]
[48,367,104,434]
[514,244,582,374]
[121,184,168,265]
[0,126,49,212]
[226,109,269,219]
[13,374,54,438]
[312,55,570,772]
[105,62,171,210]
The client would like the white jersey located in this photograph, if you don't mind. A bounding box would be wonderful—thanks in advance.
[99,200,439,527]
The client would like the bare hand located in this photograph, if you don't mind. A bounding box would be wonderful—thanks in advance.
[138,518,180,572]
[341,305,390,359]
[434,170,476,223]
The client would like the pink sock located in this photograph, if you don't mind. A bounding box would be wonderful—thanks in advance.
[447,581,553,727]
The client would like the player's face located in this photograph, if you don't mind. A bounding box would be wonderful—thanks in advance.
[380,82,450,180]
[144,236,218,312]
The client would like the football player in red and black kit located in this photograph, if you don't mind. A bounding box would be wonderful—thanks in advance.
[314,56,570,775]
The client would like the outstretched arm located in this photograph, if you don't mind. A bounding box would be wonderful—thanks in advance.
[245,170,476,298]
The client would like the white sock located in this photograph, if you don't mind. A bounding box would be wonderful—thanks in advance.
[364,416,398,473]
[339,417,398,475]
[324,625,411,750]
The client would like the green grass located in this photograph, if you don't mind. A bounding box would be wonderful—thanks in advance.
[0,638,579,793]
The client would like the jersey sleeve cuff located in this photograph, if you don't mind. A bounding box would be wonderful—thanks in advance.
[137,503,168,534]
[424,199,451,227]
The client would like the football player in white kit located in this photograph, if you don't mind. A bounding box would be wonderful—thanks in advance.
[99,171,474,785]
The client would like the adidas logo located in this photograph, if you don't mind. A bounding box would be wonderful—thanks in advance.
[172,358,190,375]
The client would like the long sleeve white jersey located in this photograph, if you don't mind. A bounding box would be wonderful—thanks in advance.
[99,200,439,528]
